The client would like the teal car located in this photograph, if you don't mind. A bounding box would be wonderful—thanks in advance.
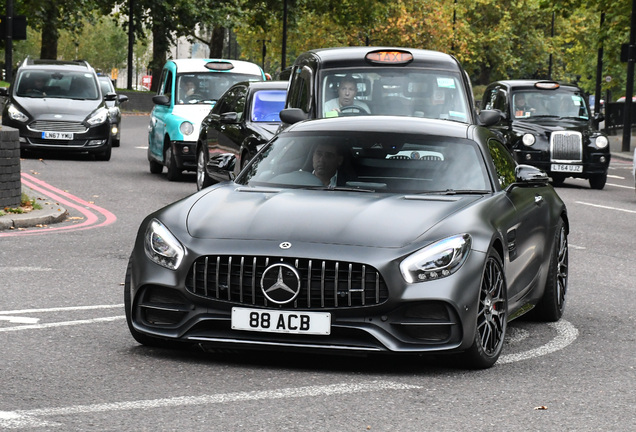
[148,59,266,181]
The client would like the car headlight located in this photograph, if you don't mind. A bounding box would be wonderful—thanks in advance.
[180,121,194,135]
[8,104,28,122]
[522,134,536,146]
[144,219,185,270]
[400,234,472,283]
[595,135,609,149]
[86,108,109,126]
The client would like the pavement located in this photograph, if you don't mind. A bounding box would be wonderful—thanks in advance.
[0,184,68,231]
[1,133,634,232]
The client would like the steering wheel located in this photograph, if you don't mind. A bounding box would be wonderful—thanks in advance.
[185,93,204,102]
[339,105,370,115]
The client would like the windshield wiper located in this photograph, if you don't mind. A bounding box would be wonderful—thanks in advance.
[307,186,377,192]
[422,189,490,195]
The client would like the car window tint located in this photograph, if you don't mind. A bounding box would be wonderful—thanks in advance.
[287,65,312,113]
[240,131,490,193]
[488,139,517,189]
[251,90,287,122]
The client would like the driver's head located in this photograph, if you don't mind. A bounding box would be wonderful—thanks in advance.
[312,143,343,185]
[338,76,358,107]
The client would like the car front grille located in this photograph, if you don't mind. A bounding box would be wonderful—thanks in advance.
[186,255,389,309]
[28,120,87,133]
[550,131,582,162]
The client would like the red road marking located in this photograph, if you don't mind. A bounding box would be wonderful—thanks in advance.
[0,173,117,237]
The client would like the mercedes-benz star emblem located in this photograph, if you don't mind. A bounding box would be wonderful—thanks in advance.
[279,242,292,249]
[261,263,301,304]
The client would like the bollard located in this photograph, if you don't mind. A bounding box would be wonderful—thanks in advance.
[0,127,21,209]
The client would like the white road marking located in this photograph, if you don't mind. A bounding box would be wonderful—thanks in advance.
[0,316,124,333]
[1,267,53,272]
[569,244,586,250]
[575,201,636,214]
[499,320,578,364]
[606,182,634,189]
[0,381,421,429]
[0,316,40,324]
[607,174,624,179]
[0,304,123,315]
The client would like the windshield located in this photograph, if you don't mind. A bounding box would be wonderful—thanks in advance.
[319,69,470,123]
[177,73,263,105]
[251,89,287,122]
[512,90,589,120]
[99,78,115,95]
[237,130,491,193]
[16,69,100,100]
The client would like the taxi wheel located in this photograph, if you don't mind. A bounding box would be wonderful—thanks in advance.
[550,174,566,187]
[589,173,606,190]
[165,146,182,181]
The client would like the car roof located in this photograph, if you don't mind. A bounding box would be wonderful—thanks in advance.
[166,58,265,76]
[19,58,94,72]
[284,115,473,139]
[490,80,582,92]
[294,46,464,71]
[233,80,289,91]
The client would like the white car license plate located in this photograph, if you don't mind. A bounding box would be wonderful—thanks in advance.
[42,131,74,140]
[231,307,331,335]
[551,164,582,173]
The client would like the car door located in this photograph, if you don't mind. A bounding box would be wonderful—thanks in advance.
[149,68,173,161]
[215,85,248,156]
[488,139,550,301]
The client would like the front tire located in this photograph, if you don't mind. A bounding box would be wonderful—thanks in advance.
[461,249,508,369]
[196,145,214,190]
[95,141,112,161]
[165,145,182,181]
[531,219,568,321]
[589,173,607,190]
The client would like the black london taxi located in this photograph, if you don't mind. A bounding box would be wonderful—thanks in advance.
[280,46,500,126]
[481,80,610,189]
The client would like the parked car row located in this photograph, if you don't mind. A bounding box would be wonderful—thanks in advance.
[125,47,572,369]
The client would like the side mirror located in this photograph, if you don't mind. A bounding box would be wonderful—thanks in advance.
[211,153,236,180]
[0,87,9,97]
[118,94,129,104]
[478,109,503,126]
[220,112,238,124]
[513,164,549,186]
[104,92,117,101]
[279,108,308,124]
[152,94,170,106]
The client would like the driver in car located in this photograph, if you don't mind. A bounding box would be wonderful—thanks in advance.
[324,75,370,117]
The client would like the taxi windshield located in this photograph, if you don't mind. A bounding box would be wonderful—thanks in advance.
[177,73,263,105]
[319,70,470,123]
[512,90,590,120]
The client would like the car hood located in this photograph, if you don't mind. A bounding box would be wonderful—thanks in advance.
[512,117,597,137]
[171,105,214,125]
[14,96,104,121]
[250,122,280,139]
[186,184,481,248]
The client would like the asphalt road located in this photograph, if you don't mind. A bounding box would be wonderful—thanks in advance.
[1,114,635,431]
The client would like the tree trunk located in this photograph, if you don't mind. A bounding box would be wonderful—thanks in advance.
[209,26,225,58]
[40,3,59,59]
[150,19,170,92]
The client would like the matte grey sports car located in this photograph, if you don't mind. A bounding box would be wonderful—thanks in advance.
[125,116,569,369]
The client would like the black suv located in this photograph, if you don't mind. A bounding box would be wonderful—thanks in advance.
[280,46,499,126]
[0,58,114,161]
[481,80,610,189]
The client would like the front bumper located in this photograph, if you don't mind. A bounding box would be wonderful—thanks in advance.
[126,242,488,356]
[171,140,197,171]
[514,148,611,178]
[12,121,111,153]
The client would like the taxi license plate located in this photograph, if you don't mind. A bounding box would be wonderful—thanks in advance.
[551,164,582,173]
[231,307,331,335]
[42,131,74,140]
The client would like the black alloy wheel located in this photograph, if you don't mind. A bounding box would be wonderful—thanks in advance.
[461,249,508,369]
